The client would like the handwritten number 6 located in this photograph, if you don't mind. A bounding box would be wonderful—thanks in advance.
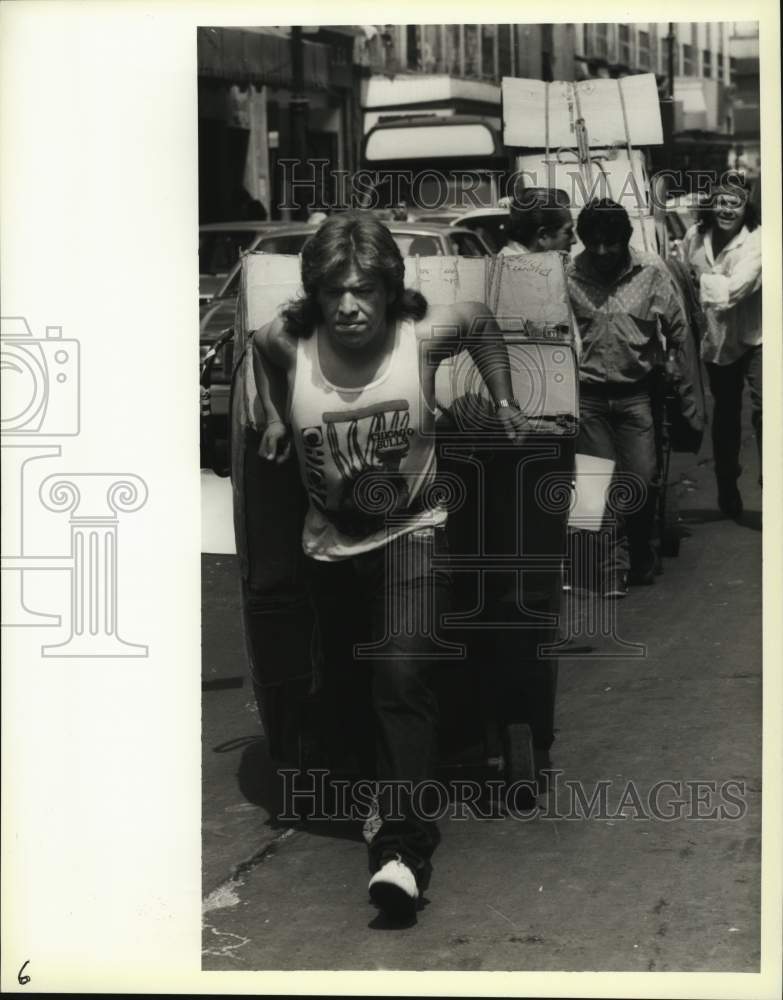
[18,960,30,985]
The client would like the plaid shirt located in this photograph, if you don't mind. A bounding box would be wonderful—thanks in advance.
[567,247,688,386]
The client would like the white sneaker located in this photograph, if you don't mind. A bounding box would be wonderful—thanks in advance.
[368,856,419,920]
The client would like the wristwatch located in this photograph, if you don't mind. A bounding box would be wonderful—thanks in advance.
[494,398,521,412]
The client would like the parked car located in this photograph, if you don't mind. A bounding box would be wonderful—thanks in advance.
[199,220,493,468]
[199,221,282,305]
[201,220,492,353]
[426,196,696,259]
[415,209,511,250]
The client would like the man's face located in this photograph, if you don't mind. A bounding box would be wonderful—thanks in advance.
[713,190,746,240]
[582,237,630,280]
[317,263,391,352]
[540,215,576,253]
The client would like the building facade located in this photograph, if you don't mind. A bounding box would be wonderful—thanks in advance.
[361,24,739,156]
[728,22,760,171]
[197,26,367,221]
[196,23,758,221]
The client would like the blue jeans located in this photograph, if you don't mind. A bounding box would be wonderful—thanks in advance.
[706,346,763,485]
[307,526,451,891]
[577,382,658,577]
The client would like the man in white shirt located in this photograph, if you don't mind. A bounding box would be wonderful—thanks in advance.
[252,212,528,923]
[679,183,762,517]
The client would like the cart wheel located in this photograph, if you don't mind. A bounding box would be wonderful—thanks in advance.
[501,722,537,812]
[659,492,682,558]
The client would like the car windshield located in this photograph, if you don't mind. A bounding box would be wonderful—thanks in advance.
[211,233,305,299]
[254,233,311,255]
[212,227,461,300]
[255,230,442,258]
[395,234,443,257]
[199,231,260,276]
[449,232,486,257]
[459,215,509,253]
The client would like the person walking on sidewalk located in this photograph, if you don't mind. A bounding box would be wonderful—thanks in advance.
[495,187,577,763]
[499,188,577,257]
[679,182,762,518]
[251,212,528,922]
[566,199,690,599]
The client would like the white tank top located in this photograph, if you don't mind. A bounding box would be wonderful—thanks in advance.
[289,319,445,560]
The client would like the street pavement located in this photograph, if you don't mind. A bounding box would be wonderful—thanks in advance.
[200,422,762,972]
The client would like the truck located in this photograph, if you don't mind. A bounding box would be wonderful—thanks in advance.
[359,114,513,217]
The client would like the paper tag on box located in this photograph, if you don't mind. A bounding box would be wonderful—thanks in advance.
[568,453,616,530]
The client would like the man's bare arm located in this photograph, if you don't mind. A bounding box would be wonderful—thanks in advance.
[424,300,518,399]
[251,317,295,462]
[422,301,528,442]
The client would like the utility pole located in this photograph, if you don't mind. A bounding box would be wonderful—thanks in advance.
[289,26,309,220]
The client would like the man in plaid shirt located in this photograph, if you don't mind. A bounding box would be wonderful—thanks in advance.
[567,198,689,598]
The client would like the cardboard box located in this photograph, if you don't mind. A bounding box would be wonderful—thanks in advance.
[502,74,663,149]
[234,251,579,432]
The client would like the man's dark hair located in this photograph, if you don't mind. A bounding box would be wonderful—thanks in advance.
[282,212,427,337]
[508,189,571,247]
[696,180,760,234]
[576,198,633,246]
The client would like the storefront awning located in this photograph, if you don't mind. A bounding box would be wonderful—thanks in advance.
[197,27,331,91]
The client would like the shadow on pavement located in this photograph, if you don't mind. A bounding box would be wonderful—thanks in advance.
[679,508,728,525]
[233,736,286,824]
[202,677,245,692]
[738,510,762,532]
[234,736,366,844]
[681,507,762,532]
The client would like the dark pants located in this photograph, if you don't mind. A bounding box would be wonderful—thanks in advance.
[481,452,563,753]
[706,346,763,485]
[307,526,451,891]
[577,382,658,577]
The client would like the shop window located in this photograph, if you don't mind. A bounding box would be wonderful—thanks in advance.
[637,30,650,70]
[421,25,442,73]
[447,24,461,75]
[703,49,712,78]
[682,43,696,76]
[464,24,479,77]
[499,24,513,77]
[541,23,554,82]
[406,25,419,70]
[481,24,497,79]
[618,25,632,66]
[589,23,609,59]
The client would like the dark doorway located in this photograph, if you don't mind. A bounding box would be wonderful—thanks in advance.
[198,120,250,223]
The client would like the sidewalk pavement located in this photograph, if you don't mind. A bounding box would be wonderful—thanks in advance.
[201,423,762,971]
